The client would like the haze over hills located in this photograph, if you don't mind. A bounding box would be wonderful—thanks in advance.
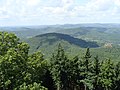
[4,23,119,60]
[0,24,120,45]
[1,0,120,89]
[1,24,120,60]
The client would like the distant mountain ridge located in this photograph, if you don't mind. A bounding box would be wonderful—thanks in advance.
[26,33,99,54]
[35,33,99,48]
[1,23,120,44]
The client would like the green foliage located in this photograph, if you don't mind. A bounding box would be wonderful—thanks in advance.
[50,44,68,89]
[0,32,19,55]
[114,62,120,90]
[0,31,120,90]
[0,32,47,90]
[14,82,47,90]
[100,59,115,89]
[84,48,91,71]
[28,51,48,83]
[26,33,99,54]
[92,56,101,90]
[0,32,29,89]
[50,45,120,90]
[25,32,120,62]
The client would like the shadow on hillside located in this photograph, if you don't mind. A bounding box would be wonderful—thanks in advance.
[36,33,99,48]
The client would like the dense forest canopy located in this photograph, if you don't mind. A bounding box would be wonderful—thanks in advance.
[0,32,120,90]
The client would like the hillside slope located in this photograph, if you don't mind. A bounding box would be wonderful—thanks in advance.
[1,24,120,44]
[26,33,120,61]
[26,33,99,54]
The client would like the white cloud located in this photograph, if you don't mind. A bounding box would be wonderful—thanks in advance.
[61,0,74,9]
[86,0,114,11]
[0,0,120,26]
[115,0,120,6]
[0,10,9,19]
[71,0,120,18]
[26,0,41,6]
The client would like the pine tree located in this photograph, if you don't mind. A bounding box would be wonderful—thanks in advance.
[50,44,69,90]
[93,56,101,90]
[84,48,91,72]
[100,59,115,90]
[114,62,120,90]
[84,48,92,90]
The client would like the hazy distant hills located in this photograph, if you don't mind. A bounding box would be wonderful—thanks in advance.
[1,24,120,44]
[0,24,120,60]
[57,27,120,44]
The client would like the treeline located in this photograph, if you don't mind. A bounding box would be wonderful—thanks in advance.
[0,32,120,90]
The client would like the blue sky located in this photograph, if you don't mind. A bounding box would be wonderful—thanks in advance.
[0,0,120,26]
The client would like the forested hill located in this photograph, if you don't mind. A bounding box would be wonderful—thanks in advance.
[35,33,99,48]
[0,32,120,90]
[26,33,99,53]
[1,24,120,44]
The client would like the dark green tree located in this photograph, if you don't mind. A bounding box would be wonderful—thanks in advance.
[0,32,30,89]
[14,82,47,90]
[82,48,92,90]
[0,32,47,90]
[28,51,48,83]
[84,48,91,72]
[114,62,120,90]
[100,59,115,90]
[92,56,101,90]
[68,56,84,90]
[0,32,19,55]
[50,44,69,90]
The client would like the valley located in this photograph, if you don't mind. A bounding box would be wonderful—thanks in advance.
[0,24,120,90]
[1,24,120,61]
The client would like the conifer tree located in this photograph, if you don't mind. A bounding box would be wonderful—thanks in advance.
[50,44,69,90]
[100,59,115,90]
[84,48,91,72]
[83,48,92,90]
[114,62,120,90]
[93,56,101,90]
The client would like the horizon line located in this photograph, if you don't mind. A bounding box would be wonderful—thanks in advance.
[0,22,120,27]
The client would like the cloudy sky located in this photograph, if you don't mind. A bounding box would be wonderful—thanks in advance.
[0,0,120,26]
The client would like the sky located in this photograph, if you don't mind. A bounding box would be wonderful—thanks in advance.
[0,0,120,26]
